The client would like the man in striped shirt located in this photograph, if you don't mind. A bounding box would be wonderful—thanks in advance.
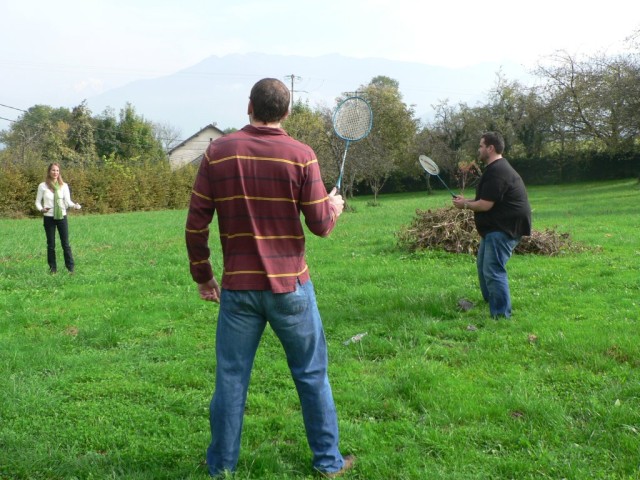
[186,78,354,478]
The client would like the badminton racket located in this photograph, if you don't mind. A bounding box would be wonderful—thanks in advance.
[332,96,373,190]
[418,155,457,197]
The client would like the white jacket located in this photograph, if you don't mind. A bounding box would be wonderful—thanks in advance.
[35,182,80,217]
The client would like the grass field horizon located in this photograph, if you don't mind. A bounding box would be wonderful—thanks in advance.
[1,179,639,479]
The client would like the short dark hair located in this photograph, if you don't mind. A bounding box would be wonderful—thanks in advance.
[481,131,505,154]
[249,78,290,123]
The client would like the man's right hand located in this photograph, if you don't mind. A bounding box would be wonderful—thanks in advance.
[452,195,466,209]
[328,187,344,217]
[198,278,221,303]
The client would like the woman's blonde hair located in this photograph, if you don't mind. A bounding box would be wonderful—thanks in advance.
[45,163,64,190]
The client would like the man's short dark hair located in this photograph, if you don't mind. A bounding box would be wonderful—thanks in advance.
[249,78,290,123]
[481,131,505,154]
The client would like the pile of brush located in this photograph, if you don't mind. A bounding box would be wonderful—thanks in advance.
[396,207,587,256]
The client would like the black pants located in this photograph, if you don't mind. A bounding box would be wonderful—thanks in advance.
[43,216,74,272]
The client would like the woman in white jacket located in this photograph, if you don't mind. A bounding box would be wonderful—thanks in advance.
[35,163,81,274]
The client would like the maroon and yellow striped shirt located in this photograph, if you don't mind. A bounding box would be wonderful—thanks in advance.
[185,125,337,293]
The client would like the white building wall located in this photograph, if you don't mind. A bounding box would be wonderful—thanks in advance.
[168,126,223,169]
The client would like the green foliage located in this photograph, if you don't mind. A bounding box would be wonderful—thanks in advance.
[420,51,640,190]
[94,107,120,159]
[0,160,42,218]
[357,77,418,202]
[0,157,198,217]
[67,100,97,163]
[283,100,338,182]
[536,51,640,153]
[0,105,72,164]
[116,103,165,163]
[286,78,421,200]
[0,100,194,217]
[1,180,639,479]
[3,48,640,199]
[510,150,640,185]
[1,102,167,170]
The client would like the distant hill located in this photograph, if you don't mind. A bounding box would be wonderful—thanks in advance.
[84,53,533,141]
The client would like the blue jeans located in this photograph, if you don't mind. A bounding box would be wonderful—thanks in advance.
[477,231,520,318]
[43,216,74,272]
[206,280,345,477]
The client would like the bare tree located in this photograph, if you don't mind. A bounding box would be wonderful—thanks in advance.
[153,121,182,153]
[536,50,640,152]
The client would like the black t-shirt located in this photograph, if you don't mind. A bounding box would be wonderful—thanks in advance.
[474,158,531,238]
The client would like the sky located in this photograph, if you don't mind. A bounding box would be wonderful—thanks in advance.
[1,0,639,131]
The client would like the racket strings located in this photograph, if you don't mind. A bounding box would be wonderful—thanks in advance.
[333,99,372,141]
[423,163,439,175]
[419,156,440,175]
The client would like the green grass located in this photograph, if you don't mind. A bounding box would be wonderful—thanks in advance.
[1,179,639,479]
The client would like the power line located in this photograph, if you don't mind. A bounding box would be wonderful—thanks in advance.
[0,103,26,112]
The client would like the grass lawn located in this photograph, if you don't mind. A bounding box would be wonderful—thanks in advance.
[1,179,639,479]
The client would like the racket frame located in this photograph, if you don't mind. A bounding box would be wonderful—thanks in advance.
[418,155,457,197]
[332,96,373,190]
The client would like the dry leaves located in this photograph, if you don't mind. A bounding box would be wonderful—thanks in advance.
[396,207,588,256]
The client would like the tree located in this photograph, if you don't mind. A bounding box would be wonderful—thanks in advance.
[351,76,418,203]
[67,100,97,165]
[283,101,338,188]
[485,73,552,159]
[117,103,164,163]
[153,121,182,153]
[94,107,119,161]
[420,100,483,193]
[0,105,71,164]
[536,50,640,152]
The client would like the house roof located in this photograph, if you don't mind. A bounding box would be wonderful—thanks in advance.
[169,123,225,154]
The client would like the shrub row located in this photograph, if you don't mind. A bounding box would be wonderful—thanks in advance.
[0,160,198,218]
[372,151,640,197]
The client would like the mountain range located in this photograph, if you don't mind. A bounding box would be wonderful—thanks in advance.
[84,53,533,140]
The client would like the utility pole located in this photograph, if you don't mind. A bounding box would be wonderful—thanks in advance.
[284,74,303,110]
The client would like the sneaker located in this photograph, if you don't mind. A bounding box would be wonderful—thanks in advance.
[318,455,356,478]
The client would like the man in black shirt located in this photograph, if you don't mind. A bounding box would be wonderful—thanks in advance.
[453,132,531,318]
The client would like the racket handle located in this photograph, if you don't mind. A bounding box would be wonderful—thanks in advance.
[436,174,457,197]
[335,141,350,193]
